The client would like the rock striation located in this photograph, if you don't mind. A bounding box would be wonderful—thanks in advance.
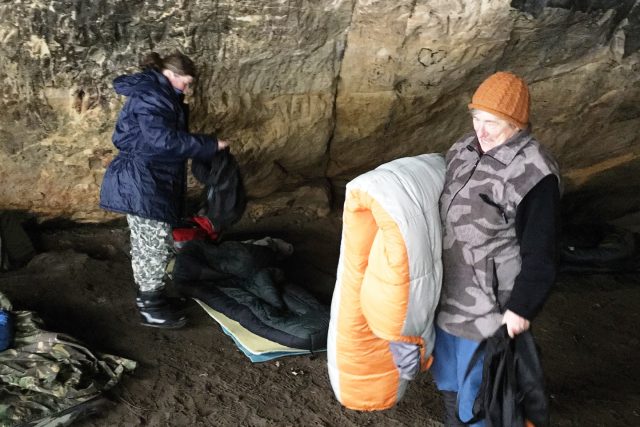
[0,0,639,222]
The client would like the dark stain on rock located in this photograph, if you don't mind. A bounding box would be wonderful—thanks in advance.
[511,0,640,57]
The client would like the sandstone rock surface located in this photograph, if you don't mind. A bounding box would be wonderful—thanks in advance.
[0,0,638,222]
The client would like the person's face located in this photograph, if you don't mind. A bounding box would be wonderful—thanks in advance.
[163,69,194,93]
[471,110,518,150]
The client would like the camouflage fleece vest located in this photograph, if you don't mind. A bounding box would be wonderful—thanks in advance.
[437,130,560,342]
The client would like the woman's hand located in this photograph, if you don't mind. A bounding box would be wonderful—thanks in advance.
[217,139,230,150]
[502,309,530,338]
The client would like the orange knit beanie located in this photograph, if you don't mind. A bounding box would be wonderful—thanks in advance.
[468,72,530,129]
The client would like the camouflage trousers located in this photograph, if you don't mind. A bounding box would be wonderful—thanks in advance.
[126,215,173,292]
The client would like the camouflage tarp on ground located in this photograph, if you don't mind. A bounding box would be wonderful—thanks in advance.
[0,292,136,427]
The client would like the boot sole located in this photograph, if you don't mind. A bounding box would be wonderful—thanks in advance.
[139,318,187,329]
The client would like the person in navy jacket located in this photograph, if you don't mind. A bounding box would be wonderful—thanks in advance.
[100,51,229,328]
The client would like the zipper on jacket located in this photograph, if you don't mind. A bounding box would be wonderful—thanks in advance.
[479,193,508,224]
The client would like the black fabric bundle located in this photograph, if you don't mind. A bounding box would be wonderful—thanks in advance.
[0,211,35,271]
[559,223,638,273]
[459,326,549,427]
[191,148,246,232]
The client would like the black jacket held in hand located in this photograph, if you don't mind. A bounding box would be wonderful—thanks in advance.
[192,148,246,232]
[459,326,549,427]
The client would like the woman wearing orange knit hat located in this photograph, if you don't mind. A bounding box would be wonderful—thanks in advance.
[432,72,561,426]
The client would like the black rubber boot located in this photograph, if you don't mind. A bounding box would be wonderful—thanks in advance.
[135,290,187,329]
[442,391,466,427]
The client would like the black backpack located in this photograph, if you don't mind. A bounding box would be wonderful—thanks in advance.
[191,148,247,232]
[458,325,550,427]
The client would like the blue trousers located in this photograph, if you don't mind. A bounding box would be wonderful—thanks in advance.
[431,326,485,426]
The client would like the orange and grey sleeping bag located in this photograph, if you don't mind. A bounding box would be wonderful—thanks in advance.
[327,154,445,411]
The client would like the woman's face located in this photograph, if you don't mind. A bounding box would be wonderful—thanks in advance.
[471,110,518,150]
[163,69,194,93]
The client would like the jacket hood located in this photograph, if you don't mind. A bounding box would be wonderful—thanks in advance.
[113,69,168,97]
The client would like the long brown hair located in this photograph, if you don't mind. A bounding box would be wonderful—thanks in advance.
[140,51,196,77]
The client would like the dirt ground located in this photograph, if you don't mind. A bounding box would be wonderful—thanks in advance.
[1,211,639,427]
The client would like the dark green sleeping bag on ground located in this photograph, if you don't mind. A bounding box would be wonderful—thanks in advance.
[173,240,329,351]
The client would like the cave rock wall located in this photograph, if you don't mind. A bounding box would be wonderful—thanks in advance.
[1,0,639,222]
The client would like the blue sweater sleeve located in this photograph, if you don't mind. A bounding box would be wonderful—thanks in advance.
[505,174,560,320]
[135,95,217,161]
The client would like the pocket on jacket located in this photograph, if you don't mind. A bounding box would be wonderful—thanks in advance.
[479,193,509,224]
[484,257,501,310]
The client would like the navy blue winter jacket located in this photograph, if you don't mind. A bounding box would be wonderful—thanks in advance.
[99,69,217,224]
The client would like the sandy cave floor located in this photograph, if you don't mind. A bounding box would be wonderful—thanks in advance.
[1,211,640,427]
